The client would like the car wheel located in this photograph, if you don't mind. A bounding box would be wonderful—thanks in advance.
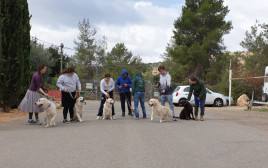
[214,98,223,107]
[262,93,268,102]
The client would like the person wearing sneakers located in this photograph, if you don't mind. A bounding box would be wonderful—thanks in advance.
[132,73,146,119]
[157,65,176,118]
[97,73,116,120]
[18,64,49,125]
[187,77,206,121]
[56,67,81,123]
[116,69,132,117]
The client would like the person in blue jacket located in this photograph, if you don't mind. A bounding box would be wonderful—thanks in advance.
[116,69,133,117]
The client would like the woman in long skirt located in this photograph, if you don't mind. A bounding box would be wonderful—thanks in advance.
[56,67,81,123]
[18,65,49,125]
[97,73,116,120]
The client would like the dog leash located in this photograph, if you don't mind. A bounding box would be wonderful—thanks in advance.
[122,87,132,109]
[69,91,78,99]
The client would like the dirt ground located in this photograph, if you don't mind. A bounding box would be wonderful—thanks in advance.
[0,109,27,123]
[206,106,268,131]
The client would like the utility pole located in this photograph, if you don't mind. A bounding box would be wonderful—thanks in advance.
[95,65,98,100]
[229,59,232,106]
[149,63,152,100]
[60,43,64,73]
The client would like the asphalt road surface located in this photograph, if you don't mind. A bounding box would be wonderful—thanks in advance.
[1,101,268,168]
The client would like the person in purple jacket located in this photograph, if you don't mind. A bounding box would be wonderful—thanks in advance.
[18,64,49,125]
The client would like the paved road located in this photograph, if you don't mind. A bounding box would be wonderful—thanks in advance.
[1,101,268,168]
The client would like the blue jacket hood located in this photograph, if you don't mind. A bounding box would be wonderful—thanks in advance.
[121,69,128,76]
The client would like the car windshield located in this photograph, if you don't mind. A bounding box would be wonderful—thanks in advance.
[173,87,180,93]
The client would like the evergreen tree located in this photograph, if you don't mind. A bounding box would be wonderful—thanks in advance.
[105,43,143,78]
[73,18,98,79]
[0,0,31,112]
[165,0,232,83]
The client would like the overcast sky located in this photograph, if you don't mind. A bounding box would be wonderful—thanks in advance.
[28,0,268,63]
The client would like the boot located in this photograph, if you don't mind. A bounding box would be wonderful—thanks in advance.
[200,115,204,121]
[195,115,199,121]
[122,112,125,117]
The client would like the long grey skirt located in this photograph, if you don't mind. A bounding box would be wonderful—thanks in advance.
[18,90,45,113]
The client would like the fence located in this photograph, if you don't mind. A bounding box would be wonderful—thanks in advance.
[45,76,181,101]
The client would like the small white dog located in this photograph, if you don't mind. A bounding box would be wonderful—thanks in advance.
[149,99,175,123]
[103,98,115,120]
[74,97,86,122]
[35,98,57,127]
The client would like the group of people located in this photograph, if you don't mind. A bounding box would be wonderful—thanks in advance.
[18,64,207,125]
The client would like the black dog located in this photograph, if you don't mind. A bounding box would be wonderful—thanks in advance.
[179,99,194,120]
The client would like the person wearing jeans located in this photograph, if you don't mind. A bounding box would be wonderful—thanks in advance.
[132,73,146,119]
[97,73,116,120]
[187,77,206,121]
[194,96,206,118]
[116,69,132,117]
[157,65,175,118]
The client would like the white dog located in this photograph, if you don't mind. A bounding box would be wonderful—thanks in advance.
[74,97,86,122]
[149,99,175,123]
[103,98,115,120]
[35,98,57,127]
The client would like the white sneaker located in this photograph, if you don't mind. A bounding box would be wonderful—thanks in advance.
[112,115,116,120]
[96,116,100,120]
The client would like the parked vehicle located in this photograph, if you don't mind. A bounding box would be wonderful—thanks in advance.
[172,86,227,107]
[224,96,234,105]
[262,66,268,102]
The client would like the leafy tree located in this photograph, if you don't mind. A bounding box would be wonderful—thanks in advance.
[48,46,70,77]
[30,40,55,78]
[165,0,232,83]
[240,22,268,76]
[0,0,31,112]
[73,19,101,79]
[104,43,144,79]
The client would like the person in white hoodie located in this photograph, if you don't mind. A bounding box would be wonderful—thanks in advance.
[157,65,175,118]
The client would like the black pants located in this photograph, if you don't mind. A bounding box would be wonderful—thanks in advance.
[120,92,131,114]
[62,91,76,120]
[29,113,38,120]
[63,106,74,120]
[97,91,115,116]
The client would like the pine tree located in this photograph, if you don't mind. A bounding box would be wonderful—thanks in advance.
[0,0,31,112]
[165,0,232,82]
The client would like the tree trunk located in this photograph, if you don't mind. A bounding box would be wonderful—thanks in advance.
[3,104,11,113]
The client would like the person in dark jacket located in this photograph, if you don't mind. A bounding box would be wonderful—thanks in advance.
[187,77,206,121]
[116,69,133,117]
[132,73,146,119]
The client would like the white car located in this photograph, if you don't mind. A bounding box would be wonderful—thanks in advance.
[172,86,227,107]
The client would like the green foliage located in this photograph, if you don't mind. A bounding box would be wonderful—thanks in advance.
[48,46,70,77]
[240,22,268,76]
[72,18,107,79]
[0,0,31,111]
[165,0,232,83]
[103,43,144,79]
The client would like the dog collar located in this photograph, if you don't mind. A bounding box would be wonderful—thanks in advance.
[46,103,52,109]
